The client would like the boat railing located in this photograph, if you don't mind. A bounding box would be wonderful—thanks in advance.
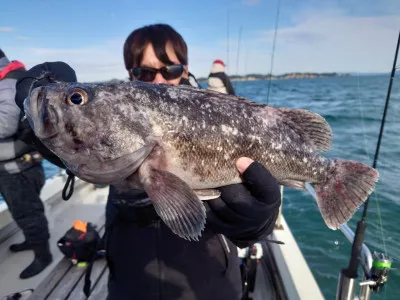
[275,185,284,229]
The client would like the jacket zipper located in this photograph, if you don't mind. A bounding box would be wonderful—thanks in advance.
[220,234,230,253]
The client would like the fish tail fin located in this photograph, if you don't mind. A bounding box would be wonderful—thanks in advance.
[313,159,379,229]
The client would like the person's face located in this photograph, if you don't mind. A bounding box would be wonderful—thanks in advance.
[136,42,188,86]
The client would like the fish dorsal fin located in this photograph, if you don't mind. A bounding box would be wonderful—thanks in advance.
[279,107,333,152]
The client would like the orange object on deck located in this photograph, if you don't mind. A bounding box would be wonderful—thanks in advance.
[72,220,88,233]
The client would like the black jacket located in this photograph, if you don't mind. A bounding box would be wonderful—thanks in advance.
[106,191,243,300]
[106,162,281,300]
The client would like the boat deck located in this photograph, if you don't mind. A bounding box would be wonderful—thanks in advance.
[0,175,324,300]
[0,175,108,299]
[27,225,275,300]
[28,219,108,300]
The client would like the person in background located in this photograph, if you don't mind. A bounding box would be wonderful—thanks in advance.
[0,49,52,279]
[101,23,281,300]
[207,59,236,95]
[4,49,78,279]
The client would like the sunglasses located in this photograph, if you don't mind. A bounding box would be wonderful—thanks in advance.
[131,64,185,82]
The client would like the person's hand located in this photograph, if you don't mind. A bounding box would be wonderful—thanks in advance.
[204,157,281,246]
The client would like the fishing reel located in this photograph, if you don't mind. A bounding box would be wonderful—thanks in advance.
[360,252,393,293]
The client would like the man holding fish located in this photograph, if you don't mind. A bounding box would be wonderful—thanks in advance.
[14,24,282,299]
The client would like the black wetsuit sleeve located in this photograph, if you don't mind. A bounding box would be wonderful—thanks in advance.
[14,61,77,109]
[221,73,236,96]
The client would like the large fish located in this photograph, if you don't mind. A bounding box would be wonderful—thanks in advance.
[24,81,379,240]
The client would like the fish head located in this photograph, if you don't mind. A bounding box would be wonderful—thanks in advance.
[24,81,154,184]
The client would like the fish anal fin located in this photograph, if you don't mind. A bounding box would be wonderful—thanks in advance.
[279,179,306,190]
[194,189,221,200]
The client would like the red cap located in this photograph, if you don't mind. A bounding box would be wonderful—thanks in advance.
[213,59,225,67]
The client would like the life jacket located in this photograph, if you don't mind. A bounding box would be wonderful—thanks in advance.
[2,61,77,200]
[0,60,25,80]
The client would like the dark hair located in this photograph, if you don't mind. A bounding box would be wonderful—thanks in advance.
[123,24,188,72]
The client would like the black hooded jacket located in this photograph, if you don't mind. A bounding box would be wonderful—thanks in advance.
[105,161,281,300]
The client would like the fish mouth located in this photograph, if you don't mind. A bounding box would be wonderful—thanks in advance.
[39,105,59,139]
[24,86,59,140]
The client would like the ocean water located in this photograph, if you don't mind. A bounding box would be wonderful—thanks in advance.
[1,76,399,299]
[229,76,400,300]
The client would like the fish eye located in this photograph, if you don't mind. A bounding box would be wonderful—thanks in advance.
[66,88,88,106]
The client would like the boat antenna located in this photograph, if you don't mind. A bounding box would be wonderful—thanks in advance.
[266,0,280,105]
[336,30,399,300]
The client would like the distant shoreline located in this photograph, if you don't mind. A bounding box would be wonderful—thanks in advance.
[197,72,351,82]
[100,72,392,84]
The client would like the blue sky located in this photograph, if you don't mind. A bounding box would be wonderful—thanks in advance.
[1,0,399,81]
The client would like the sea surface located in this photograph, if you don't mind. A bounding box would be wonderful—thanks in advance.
[1,76,399,299]
[228,76,400,300]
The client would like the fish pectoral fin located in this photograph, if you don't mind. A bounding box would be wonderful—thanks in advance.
[139,167,206,241]
[279,179,306,190]
[194,189,221,200]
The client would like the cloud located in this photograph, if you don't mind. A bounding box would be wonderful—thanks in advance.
[21,39,127,82]
[29,47,92,56]
[0,27,15,32]
[11,6,400,82]
[256,12,400,74]
[242,0,260,5]
[15,36,30,41]
[191,5,400,77]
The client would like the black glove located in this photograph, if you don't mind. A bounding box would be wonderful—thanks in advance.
[204,161,281,247]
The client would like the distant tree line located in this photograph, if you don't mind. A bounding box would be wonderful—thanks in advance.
[197,72,351,82]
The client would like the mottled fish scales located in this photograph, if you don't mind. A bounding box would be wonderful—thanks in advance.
[24,81,379,239]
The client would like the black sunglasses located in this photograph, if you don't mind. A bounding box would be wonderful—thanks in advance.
[131,64,185,82]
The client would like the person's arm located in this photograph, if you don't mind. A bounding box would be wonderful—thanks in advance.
[0,79,20,139]
[14,61,78,168]
[204,157,281,248]
[221,73,236,96]
[14,61,77,110]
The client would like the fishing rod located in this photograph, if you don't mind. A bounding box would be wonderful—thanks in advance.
[336,30,399,300]
[226,6,230,75]
[266,0,280,105]
[235,25,242,78]
[233,25,242,91]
